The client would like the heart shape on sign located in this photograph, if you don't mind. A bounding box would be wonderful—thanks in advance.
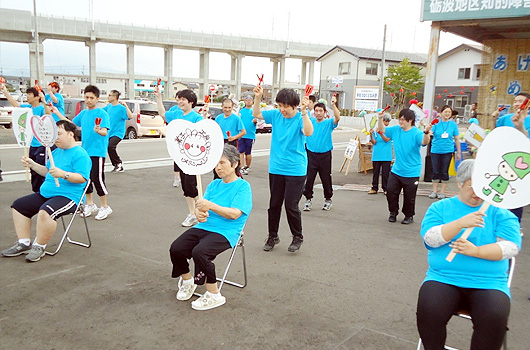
[472,126,530,209]
[166,119,224,175]
[30,114,58,147]
[515,156,529,170]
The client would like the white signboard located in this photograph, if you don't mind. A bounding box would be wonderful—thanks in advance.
[331,76,344,84]
[355,87,379,100]
[354,100,378,111]
[344,138,359,160]
[464,123,487,148]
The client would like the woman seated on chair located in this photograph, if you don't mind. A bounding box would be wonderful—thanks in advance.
[1,120,91,263]
[417,159,521,350]
[169,144,252,311]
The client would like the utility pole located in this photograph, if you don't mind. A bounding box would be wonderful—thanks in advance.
[379,24,387,109]
[33,0,40,83]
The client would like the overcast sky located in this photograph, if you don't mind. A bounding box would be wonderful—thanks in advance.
[0,0,478,85]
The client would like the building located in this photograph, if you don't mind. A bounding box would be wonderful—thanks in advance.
[317,45,427,111]
[434,44,483,116]
[45,74,125,98]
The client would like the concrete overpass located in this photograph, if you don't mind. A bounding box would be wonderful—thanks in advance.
[0,8,332,99]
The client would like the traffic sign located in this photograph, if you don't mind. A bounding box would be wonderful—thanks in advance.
[209,84,216,92]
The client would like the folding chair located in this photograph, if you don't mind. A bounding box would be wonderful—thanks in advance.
[417,257,515,350]
[45,181,92,256]
[179,229,247,297]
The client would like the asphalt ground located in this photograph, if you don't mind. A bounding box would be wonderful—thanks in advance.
[1,126,530,349]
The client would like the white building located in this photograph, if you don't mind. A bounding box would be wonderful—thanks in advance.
[434,44,483,116]
[317,45,427,111]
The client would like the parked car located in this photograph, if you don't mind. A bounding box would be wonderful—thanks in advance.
[256,119,272,133]
[63,98,107,120]
[162,100,178,111]
[0,97,14,129]
[193,102,223,120]
[121,100,166,139]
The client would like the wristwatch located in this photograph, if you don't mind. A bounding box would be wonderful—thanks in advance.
[64,172,70,180]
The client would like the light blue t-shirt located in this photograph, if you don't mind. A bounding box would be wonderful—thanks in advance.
[431,120,459,154]
[371,131,393,162]
[105,103,129,139]
[384,125,425,178]
[496,113,530,136]
[420,196,521,297]
[306,117,337,153]
[215,114,245,140]
[20,103,51,147]
[165,105,184,124]
[240,108,256,140]
[45,93,65,118]
[40,145,92,203]
[73,108,110,157]
[195,178,252,247]
[262,109,308,176]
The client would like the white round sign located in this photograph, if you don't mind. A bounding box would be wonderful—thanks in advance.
[472,126,530,209]
[11,108,34,147]
[209,84,216,92]
[165,119,224,175]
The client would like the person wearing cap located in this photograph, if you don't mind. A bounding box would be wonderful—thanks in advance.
[302,95,340,211]
[45,82,65,120]
[368,113,392,195]
[238,95,257,175]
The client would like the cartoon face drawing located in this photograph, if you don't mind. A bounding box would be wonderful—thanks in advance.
[498,161,518,181]
[176,128,211,166]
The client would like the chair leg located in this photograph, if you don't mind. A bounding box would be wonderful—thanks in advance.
[217,236,247,291]
[45,207,91,256]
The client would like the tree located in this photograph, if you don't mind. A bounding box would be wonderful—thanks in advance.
[383,58,424,112]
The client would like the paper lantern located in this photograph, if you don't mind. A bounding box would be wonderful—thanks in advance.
[391,93,395,96]
[412,92,417,96]
[449,94,453,97]
[443,89,448,93]
[471,87,475,90]
[386,81,391,85]
[437,95,441,98]
[460,91,464,94]
[461,86,465,89]
[399,88,404,93]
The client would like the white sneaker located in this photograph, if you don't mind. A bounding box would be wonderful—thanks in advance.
[181,214,198,227]
[428,191,438,199]
[176,279,198,301]
[95,206,113,220]
[173,178,181,187]
[191,291,226,311]
[322,199,332,211]
[81,203,98,218]
[303,199,312,211]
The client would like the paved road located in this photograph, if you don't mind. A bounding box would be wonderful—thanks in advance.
[1,127,529,349]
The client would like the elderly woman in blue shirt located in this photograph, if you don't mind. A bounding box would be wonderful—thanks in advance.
[417,159,521,350]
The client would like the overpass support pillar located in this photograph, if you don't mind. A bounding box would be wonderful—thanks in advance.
[85,40,97,85]
[29,40,44,85]
[199,49,210,98]
[126,43,135,100]
[164,46,173,99]
[231,53,243,99]
[271,58,279,102]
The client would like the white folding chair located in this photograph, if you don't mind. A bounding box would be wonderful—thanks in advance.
[180,230,247,297]
[417,257,515,350]
[45,181,92,256]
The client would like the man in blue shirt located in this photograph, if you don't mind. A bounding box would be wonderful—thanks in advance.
[378,109,431,224]
[368,113,393,195]
[495,92,530,225]
[238,95,257,175]
[253,85,313,252]
[1,120,91,262]
[73,85,112,221]
[45,82,65,118]
[105,90,133,173]
[215,99,246,147]
[1,83,52,192]
[302,96,340,211]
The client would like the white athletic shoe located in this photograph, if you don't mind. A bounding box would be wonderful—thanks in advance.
[191,291,226,311]
[95,206,113,220]
[173,178,181,187]
[181,214,198,227]
[81,203,98,218]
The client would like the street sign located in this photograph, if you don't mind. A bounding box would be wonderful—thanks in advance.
[209,84,216,92]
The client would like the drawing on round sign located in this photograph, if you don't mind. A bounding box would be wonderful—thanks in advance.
[166,119,224,176]
[482,151,530,203]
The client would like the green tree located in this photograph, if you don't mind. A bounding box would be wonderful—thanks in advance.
[383,58,424,112]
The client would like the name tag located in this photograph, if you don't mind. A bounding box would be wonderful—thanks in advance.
[441,132,449,139]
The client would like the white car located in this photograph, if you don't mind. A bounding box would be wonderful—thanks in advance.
[0,98,15,129]
[121,100,166,139]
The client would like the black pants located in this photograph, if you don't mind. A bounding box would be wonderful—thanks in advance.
[371,161,391,192]
[86,157,108,197]
[268,173,305,239]
[431,152,453,182]
[107,136,123,166]
[29,146,47,192]
[510,207,523,223]
[417,281,510,350]
[174,162,198,198]
[169,228,231,284]
[303,150,333,200]
[386,172,419,218]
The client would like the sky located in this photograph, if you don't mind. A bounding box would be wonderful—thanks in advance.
[0,0,478,85]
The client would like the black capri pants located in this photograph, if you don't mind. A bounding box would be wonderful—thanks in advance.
[173,162,198,198]
[12,192,77,221]
[417,280,510,350]
[430,152,453,182]
[169,227,231,285]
